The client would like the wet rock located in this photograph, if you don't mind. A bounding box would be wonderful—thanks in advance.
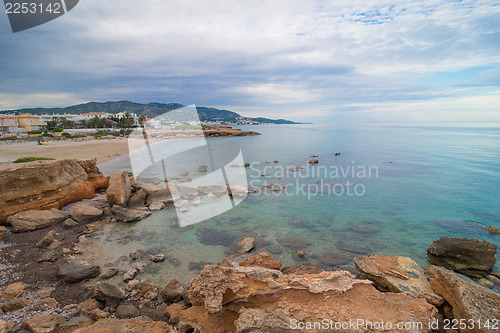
[173,185,199,200]
[229,185,248,198]
[197,185,227,197]
[295,250,307,259]
[0,226,8,241]
[426,265,500,331]
[62,218,78,229]
[99,267,119,279]
[111,206,151,222]
[221,253,254,267]
[168,257,181,267]
[0,282,25,300]
[58,261,101,283]
[267,244,283,255]
[129,249,144,260]
[196,228,237,246]
[72,204,103,223]
[146,189,174,206]
[149,253,166,262]
[225,237,256,254]
[427,237,497,272]
[197,165,208,172]
[476,278,494,289]
[354,254,443,306]
[127,189,147,208]
[2,297,30,312]
[115,304,139,319]
[308,159,319,164]
[106,171,131,206]
[8,209,70,232]
[37,250,58,263]
[318,252,351,267]
[160,279,184,303]
[282,264,324,275]
[486,225,500,234]
[71,318,175,332]
[22,315,61,333]
[263,183,286,191]
[135,262,147,273]
[123,268,137,282]
[90,282,125,308]
[277,235,311,249]
[239,252,282,270]
[130,282,158,300]
[36,230,57,248]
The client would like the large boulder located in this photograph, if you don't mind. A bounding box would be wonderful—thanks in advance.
[58,261,101,283]
[426,265,500,333]
[427,237,497,272]
[71,204,103,223]
[77,159,109,190]
[89,282,125,308]
[354,254,443,305]
[160,279,184,303]
[0,159,99,224]
[181,259,439,332]
[106,171,131,206]
[111,206,151,222]
[7,209,70,232]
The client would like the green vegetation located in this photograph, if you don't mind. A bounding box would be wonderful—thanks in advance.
[27,130,42,134]
[52,128,64,132]
[13,157,55,163]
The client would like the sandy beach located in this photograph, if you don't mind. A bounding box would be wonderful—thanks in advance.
[0,138,129,164]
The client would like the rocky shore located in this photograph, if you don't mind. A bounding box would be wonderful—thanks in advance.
[0,160,499,332]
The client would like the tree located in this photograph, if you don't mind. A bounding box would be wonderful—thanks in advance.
[138,115,147,126]
[119,112,135,128]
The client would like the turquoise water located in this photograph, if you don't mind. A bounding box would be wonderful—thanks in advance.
[94,123,500,285]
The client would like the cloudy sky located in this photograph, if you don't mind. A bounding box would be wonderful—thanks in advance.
[1,0,499,122]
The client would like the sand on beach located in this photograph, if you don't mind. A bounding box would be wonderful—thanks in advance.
[0,138,129,164]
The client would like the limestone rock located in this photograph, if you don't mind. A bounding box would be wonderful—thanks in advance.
[2,297,30,312]
[486,225,500,234]
[427,237,497,272]
[22,315,61,333]
[281,263,324,275]
[99,267,118,279]
[70,318,175,333]
[149,253,166,262]
[197,165,208,172]
[71,204,103,223]
[77,159,109,190]
[426,265,500,333]
[105,171,131,206]
[0,282,25,300]
[160,279,184,303]
[146,189,174,207]
[226,237,256,254]
[8,209,70,232]
[111,206,151,222]
[0,160,98,225]
[62,218,78,229]
[0,320,15,333]
[239,252,282,270]
[354,254,443,305]
[89,282,125,308]
[126,189,147,208]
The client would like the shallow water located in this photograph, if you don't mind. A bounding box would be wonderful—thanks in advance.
[93,123,500,285]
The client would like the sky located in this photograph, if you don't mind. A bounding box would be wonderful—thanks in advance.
[0,0,499,122]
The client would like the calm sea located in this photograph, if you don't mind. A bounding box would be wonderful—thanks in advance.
[96,123,500,285]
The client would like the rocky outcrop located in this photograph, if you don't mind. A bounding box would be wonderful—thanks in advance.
[427,237,497,272]
[239,252,282,270]
[203,126,260,137]
[0,159,101,225]
[354,254,443,305]
[72,318,175,333]
[7,209,70,232]
[22,315,62,333]
[180,258,439,332]
[77,159,109,190]
[0,226,8,241]
[111,206,151,222]
[426,265,500,333]
[106,171,131,206]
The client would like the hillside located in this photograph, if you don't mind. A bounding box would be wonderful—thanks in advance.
[0,101,301,125]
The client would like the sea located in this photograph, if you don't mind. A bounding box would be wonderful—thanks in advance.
[94,122,500,286]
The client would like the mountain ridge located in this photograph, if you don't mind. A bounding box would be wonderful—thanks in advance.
[0,101,302,125]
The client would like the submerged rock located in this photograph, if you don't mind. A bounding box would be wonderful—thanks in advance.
[277,235,311,249]
[8,208,70,232]
[282,263,324,275]
[318,252,351,267]
[487,226,500,234]
[354,254,443,306]
[225,237,256,254]
[427,237,497,272]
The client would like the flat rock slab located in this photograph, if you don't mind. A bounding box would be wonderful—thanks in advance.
[8,208,70,232]
[58,261,101,283]
[354,254,443,306]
